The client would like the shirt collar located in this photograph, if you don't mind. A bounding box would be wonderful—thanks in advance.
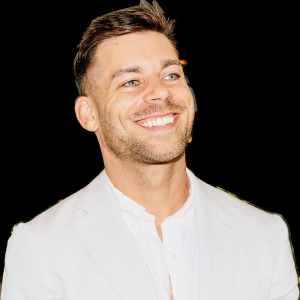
[106,167,195,222]
[106,175,146,221]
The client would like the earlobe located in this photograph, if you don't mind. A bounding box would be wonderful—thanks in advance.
[75,96,98,132]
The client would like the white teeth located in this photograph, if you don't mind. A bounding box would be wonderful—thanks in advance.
[140,114,176,127]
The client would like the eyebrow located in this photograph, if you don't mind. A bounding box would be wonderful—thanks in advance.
[161,59,182,69]
[112,66,142,80]
[111,59,182,80]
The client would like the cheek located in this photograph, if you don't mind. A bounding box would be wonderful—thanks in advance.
[173,85,192,104]
[98,105,118,129]
[177,87,195,120]
[101,97,121,120]
[110,104,131,129]
[186,89,195,112]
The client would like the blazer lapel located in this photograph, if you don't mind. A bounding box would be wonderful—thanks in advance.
[191,172,242,300]
[72,171,158,300]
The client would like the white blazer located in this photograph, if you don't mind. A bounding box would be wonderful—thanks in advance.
[1,169,299,300]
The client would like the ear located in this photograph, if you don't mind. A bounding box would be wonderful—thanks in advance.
[75,96,98,132]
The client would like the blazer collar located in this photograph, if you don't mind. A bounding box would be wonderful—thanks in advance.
[188,169,242,300]
[72,170,159,300]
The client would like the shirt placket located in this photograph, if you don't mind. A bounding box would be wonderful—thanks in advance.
[161,220,182,299]
[140,212,170,297]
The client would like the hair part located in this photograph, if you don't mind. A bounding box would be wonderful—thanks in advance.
[73,0,178,98]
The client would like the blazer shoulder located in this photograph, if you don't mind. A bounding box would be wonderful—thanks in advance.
[216,186,275,213]
[11,171,108,238]
[215,185,276,216]
[193,174,279,227]
[213,184,294,238]
[11,188,83,238]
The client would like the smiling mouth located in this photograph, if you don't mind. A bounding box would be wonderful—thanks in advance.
[135,113,178,128]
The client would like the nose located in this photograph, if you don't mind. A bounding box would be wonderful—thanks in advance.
[142,77,172,105]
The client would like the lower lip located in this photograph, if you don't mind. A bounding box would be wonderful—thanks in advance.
[135,114,179,132]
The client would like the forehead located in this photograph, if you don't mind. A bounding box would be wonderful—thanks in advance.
[94,31,178,73]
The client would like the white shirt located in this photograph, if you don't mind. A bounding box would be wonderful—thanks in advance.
[106,169,198,300]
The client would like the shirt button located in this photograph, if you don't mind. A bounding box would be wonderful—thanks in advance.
[143,216,149,222]
[130,224,135,229]
[159,255,165,262]
[185,219,190,224]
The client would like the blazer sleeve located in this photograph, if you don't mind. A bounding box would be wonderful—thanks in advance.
[268,214,299,300]
[1,223,61,300]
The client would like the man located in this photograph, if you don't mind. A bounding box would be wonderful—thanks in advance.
[1,1,299,299]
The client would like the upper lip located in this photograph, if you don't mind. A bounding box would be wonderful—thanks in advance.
[134,112,178,123]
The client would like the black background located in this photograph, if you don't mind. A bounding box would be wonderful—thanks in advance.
[1,1,298,278]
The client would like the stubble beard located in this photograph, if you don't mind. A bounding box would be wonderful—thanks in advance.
[98,101,194,165]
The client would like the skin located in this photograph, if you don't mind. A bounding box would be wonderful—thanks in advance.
[75,30,195,241]
[75,30,194,299]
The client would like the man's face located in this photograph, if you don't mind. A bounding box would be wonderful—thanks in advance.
[93,30,195,164]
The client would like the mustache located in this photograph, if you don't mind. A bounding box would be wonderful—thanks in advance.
[129,100,187,120]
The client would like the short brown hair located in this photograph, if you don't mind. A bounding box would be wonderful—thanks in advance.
[73,0,177,97]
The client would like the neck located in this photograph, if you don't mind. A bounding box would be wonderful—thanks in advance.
[103,151,190,225]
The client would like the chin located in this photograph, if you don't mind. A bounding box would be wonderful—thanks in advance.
[103,123,191,164]
[132,142,187,164]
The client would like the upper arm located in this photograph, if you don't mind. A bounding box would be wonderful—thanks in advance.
[1,223,61,300]
[268,214,299,300]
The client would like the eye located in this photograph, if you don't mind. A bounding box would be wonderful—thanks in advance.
[165,73,180,80]
[123,80,139,87]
